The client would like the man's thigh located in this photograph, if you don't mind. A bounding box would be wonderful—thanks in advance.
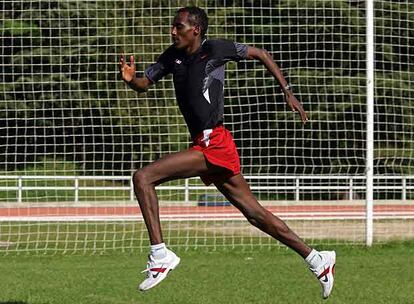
[138,149,224,185]
[214,174,260,210]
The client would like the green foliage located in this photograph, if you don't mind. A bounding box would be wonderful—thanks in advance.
[2,19,41,36]
[1,0,413,178]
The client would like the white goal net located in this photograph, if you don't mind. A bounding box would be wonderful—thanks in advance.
[1,0,413,254]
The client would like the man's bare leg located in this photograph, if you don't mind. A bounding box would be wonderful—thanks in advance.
[132,148,222,245]
[215,173,336,298]
[214,173,311,257]
[134,149,225,291]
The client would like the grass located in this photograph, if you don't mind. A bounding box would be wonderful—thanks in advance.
[1,242,414,304]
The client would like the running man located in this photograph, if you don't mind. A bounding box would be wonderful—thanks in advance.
[119,6,335,299]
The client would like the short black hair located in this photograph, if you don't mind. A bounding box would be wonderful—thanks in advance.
[176,6,208,39]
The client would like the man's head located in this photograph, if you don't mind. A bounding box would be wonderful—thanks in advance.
[171,6,208,50]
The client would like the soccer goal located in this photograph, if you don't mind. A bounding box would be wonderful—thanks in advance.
[1,0,413,254]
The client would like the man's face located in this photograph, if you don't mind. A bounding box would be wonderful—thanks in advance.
[171,12,198,49]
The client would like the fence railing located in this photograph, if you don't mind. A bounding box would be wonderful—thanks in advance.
[1,175,414,204]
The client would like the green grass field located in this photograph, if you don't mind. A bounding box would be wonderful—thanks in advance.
[1,242,413,304]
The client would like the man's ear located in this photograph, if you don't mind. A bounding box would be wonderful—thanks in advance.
[193,25,201,37]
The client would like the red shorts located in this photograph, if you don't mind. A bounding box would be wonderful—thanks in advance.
[190,125,241,185]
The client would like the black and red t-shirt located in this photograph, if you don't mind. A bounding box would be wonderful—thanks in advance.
[145,39,248,139]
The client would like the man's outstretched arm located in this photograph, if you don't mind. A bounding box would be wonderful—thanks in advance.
[119,54,152,93]
[245,47,308,124]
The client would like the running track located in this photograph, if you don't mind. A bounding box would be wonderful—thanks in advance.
[1,204,414,221]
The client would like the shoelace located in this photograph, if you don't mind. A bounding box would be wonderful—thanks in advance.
[141,254,171,275]
[311,255,327,272]
[141,255,155,276]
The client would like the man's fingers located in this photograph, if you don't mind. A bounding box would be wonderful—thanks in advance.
[130,55,135,69]
[300,110,309,124]
[119,53,125,71]
[291,101,308,123]
[297,105,308,123]
[285,93,308,124]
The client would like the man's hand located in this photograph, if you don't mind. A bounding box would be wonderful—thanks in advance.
[118,53,151,93]
[119,53,136,83]
[284,89,308,124]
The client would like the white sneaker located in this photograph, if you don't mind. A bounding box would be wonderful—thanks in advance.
[138,249,180,291]
[310,251,336,299]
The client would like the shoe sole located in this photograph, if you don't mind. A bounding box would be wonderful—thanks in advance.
[139,256,181,292]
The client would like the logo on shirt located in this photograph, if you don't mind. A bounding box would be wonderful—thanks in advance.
[202,75,212,104]
[175,59,182,64]
[203,88,211,104]
[199,53,208,61]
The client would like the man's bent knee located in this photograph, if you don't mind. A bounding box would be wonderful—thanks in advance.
[132,169,153,191]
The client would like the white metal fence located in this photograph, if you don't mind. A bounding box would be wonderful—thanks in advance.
[2,175,414,204]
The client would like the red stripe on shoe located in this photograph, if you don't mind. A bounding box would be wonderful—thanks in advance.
[317,266,330,280]
[150,268,167,273]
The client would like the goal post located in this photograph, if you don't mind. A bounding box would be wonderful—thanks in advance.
[1,0,413,254]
